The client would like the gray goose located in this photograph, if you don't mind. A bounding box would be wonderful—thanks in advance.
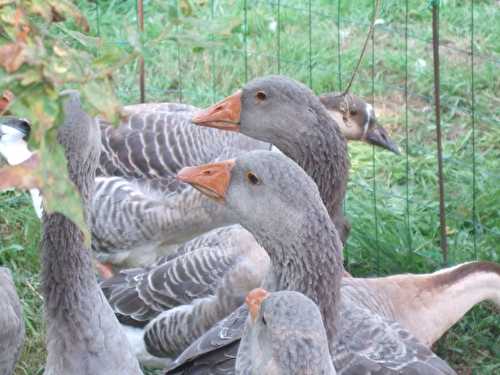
[103,246,500,364]
[0,91,142,374]
[101,76,496,362]
[92,91,398,272]
[238,288,335,375]
[97,77,358,357]
[0,93,398,273]
[0,267,25,375]
[166,150,455,374]
[102,236,500,363]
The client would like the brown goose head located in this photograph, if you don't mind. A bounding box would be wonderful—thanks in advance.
[319,93,400,154]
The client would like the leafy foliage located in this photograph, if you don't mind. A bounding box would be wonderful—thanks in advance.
[0,0,136,240]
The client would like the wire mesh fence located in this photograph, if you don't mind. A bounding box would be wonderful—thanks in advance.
[84,0,499,276]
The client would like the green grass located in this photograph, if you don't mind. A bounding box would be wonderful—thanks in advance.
[1,0,499,374]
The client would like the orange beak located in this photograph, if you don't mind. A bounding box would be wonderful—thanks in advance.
[246,288,270,322]
[176,159,236,201]
[191,90,242,132]
[0,153,41,191]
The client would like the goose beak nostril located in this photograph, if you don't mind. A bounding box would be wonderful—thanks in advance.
[177,159,236,202]
[192,90,242,132]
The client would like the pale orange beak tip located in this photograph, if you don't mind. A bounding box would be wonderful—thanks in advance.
[176,166,197,184]
[246,288,270,322]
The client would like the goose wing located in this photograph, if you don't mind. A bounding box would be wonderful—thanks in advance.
[101,226,251,324]
[334,294,457,375]
[165,305,247,374]
[164,293,456,375]
[98,109,266,182]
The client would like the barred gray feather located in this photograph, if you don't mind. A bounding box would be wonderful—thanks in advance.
[92,105,269,267]
[101,226,269,358]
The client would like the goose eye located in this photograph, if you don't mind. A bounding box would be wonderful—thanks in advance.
[255,91,267,101]
[246,172,261,185]
[261,315,267,326]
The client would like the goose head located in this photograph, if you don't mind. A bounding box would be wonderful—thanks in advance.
[192,75,337,154]
[319,93,400,154]
[241,288,334,375]
[177,150,327,237]
[192,75,398,154]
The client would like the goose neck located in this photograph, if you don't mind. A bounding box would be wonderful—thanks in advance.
[277,114,349,218]
[256,209,343,342]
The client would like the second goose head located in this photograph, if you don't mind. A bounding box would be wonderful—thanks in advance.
[319,93,400,154]
[177,150,330,241]
[192,75,342,158]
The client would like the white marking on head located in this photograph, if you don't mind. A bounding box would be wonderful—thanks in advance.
[0,123,43,218]
[362,103,374,138]
[0,124,32,165]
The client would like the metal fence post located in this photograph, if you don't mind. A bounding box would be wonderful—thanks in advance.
[431,2,448,265]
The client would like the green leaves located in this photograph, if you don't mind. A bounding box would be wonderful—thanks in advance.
[81,80,124,126]
[0,1,134,241]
